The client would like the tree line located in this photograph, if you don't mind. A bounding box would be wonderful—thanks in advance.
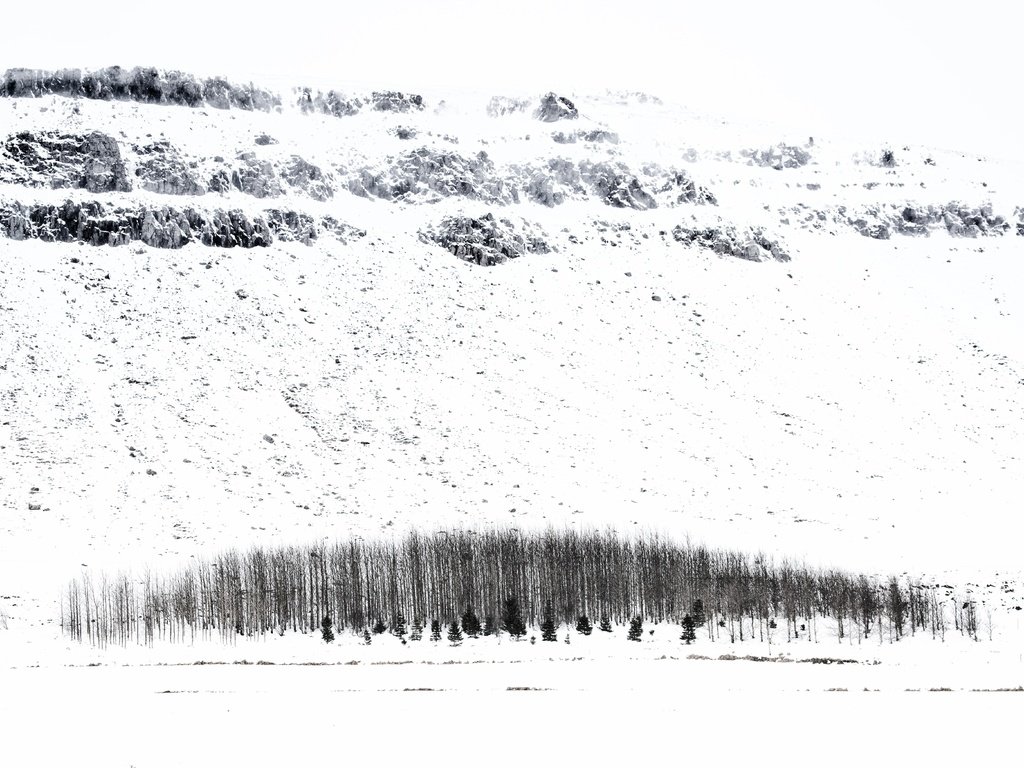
[60,527,981,647]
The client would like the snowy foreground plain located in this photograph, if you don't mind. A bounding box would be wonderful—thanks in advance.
[1,70,1023,764]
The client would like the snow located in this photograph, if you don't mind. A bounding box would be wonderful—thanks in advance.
[1,78,1023,742]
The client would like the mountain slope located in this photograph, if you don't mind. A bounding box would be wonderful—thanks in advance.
[0,67,1022,618]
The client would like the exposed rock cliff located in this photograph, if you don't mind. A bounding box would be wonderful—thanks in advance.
[2,131,130,192]
[423,213,551,266]
[0,199,363,248]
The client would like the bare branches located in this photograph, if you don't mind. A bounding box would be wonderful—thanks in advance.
[60,528,964,647]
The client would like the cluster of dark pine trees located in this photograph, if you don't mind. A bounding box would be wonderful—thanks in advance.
[60,528,977,647]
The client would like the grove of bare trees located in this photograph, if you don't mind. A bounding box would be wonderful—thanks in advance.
[60,527,981,647]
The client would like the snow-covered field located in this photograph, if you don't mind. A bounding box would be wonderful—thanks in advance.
[3,649,1022,767]
[1,72,1023,748]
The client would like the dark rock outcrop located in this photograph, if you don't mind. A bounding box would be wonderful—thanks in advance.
[672,224,791,262]
[535,92,578,122]
[3,131,130,192]
[371,91,424,112]
[579,161,656,210]
[295,87,361,117]
[848,203,1009,239]
[265,209,317,245]
[2,66,281,111]
[133,141,205,196]
[425,213,550,266]
[849,218,892,239]
[0,199,359,249]
[281,156,333,201]
[653,169,717,206]
[348,148,514,203]
[512,160,709,210]
[223,152,282,199]
[518,158,586,207]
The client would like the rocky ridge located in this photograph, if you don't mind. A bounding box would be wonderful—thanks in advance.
[0,66,1020,266]
[423,213,552,266]
[0,199,363,248]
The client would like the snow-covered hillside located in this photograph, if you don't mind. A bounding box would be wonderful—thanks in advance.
[1,66,1022,642]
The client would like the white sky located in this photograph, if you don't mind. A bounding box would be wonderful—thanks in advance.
[2,0,1019,153]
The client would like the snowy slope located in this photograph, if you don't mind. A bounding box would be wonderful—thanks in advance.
[0,70,1022,644]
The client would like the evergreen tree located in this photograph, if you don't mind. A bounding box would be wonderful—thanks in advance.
[599,615,612,632]
[482,615,496,636]
[448,619,464,645]
[680,614,697,645]
[462,606,482,637]
[540,602,557,642]
[430,619,442,642]
[410,617,423,641]
[576,615,593,635]
[321,615,335,644]
[501,596,526,639]
[888,578,909,639]
[627,615,644,642]
[391,613,407,638]
[691,599,706,626]
[372,616,387,635]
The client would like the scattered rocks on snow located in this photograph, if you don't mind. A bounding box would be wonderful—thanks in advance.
[672,224,791,262]
[254,134,278,146]
[741,143,812,170]
[320,216,367,244]
[849,217,892,240]
[552,129,619,145]
[486,96,530,117]
[607,90,662,105]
